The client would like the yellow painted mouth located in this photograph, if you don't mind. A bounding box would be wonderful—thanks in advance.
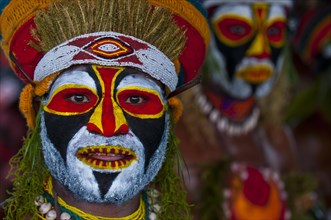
[76,146,137,170]
[236,65,272,84]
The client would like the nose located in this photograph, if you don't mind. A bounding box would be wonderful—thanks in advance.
[87,96,129,137]
[246,32,271,59]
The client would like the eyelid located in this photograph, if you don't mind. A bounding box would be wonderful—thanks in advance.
[264,17,286,29]
[213,15,254,46]
[116,86,165,119]
[47,84,97,103]
[44,84,99,116]
[67,94,91,103]
[116,86,163,100]
[215,14,253,26]
[264,18,286,47]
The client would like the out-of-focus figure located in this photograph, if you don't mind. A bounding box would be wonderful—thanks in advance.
[0,0,210,219]
[176,0,322,219]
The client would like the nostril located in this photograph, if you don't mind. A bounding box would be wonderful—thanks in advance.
[87,123,103,135]
[87,123,129,137]
[115,124,129,135]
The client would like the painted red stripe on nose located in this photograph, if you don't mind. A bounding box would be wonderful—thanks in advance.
[87,66,128,136]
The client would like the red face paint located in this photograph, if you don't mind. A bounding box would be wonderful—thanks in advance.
[45,65,165,138]
[117,88,165,118]
[45,86,99,115]
[266,20,286,47]
[87,66,129,137]
[214,16,253,46]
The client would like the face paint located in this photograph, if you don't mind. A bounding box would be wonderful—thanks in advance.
[40,65,169,203]
[206,3,287,98]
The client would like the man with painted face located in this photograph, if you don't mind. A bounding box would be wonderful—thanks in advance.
[199,0,292,134]
[178,0,297,175]
[0,0,209,219]
[176,0,308,219]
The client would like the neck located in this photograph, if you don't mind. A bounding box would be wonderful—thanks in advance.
[51,178,141,218]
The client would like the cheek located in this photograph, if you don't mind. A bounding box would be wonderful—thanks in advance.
[270,47,283,65]
[125,113,166,168]
[44,112,92,160]
[215,38,253,76]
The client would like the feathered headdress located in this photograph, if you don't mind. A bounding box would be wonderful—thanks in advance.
[0,0,210,128]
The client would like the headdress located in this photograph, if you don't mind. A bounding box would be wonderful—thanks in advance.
[203,0,293,8]
[0,0,210,128]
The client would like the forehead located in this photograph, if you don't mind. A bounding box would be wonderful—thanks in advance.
[212,3,286,20]
[49,65,164,93]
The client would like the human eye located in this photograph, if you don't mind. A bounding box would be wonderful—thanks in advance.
[117,88,164,118]
[266,20,286,47]
[267,26,281,36]
[213,15,253,46]
[124,95,147,105]
[67,94,91,104]
[230,25,247,35]
[44,87,98,115]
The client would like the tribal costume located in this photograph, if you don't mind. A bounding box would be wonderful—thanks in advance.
[0,0,209,219]
[176,0,318,219]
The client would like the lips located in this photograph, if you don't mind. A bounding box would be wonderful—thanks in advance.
[76,146,137,170]
[236,65,272,84]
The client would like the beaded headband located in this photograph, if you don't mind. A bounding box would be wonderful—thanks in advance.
[0,0,210,89]
[35,32,178,92]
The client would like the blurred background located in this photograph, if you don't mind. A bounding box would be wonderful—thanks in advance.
[176,0,331,219]
[0,49,27,218]
[0,0,330,219]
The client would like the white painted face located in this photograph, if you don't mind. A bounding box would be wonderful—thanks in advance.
[40,65,169,204]
[205,3,287,98]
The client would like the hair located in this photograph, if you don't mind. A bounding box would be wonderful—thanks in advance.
[4,107,49,219]
[32,0,186,61]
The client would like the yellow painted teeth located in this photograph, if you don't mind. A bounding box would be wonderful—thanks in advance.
[76,146,137,170]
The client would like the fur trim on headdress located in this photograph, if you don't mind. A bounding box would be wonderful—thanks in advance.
[19,72,59,129]
[168,97,183,123]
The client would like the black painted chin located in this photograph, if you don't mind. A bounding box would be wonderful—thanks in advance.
[93,171,119,199]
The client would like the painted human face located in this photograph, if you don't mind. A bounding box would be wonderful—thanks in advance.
[40,65,169,204]
[206,3,287,98]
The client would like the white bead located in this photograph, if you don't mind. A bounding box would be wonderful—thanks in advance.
[149,212,157,220]
[153,204,161,212]
[46,210,57,220]
[223,189,231,198]
[39,202,52,214]
[60,212,71,220]
[34,195,44,206]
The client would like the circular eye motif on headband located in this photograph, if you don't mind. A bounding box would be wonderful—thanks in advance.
[86,37,134,59]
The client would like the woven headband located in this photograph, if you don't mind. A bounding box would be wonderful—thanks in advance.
[35,31,177,92]
[203,0,293,8]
